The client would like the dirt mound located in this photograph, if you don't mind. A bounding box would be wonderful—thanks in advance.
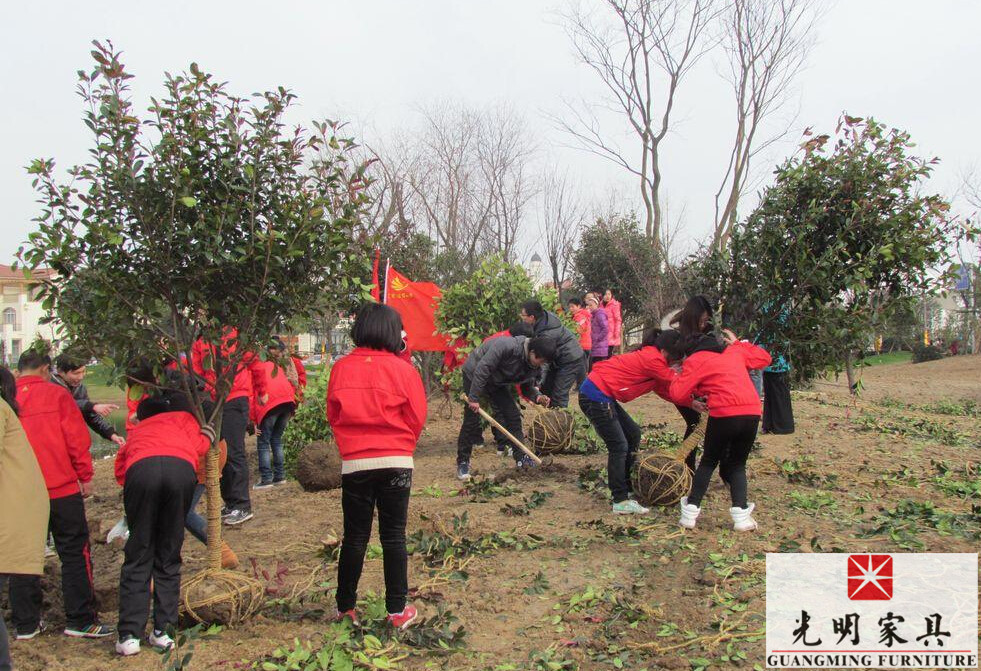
[295,440,342,491]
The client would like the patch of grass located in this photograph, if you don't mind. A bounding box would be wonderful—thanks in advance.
[501,490,553,516]
[407,512,544,567]
[773,456,838,488]
[459,477,519,502]
[861,499,981,550]
[879,396,981,418]
[788,490,838,514]
[860,351,913,367]
[853,412,966,446]
[931,460,981,499]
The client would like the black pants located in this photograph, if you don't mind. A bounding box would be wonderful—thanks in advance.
[458,373,524,464]
[0,576,9,671]
[762,372,795,434]
[579,397,641,503]
[336,468,412,614]
[540,354,586,409]
[219,396,251,512]
[687,415,758,509]
[678,405,702,471]
[117,457,197,639]
[9,494,97,633]
[588,353,609,371]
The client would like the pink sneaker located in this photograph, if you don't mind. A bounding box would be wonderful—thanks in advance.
[386,605,418,630]
[335,609,359,626]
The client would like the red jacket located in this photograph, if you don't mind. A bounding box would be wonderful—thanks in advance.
[603,299,622,348]
[327,347,427,462]
[251,360,298,425]
[16,375,93,499]
[191,328,267,402]
[668,342,771,418]
[572,308,592,350]
[114,411,213,486]
[587,346,678,404]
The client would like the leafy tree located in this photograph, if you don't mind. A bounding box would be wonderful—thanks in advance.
[18,42,369,570]
[572,213,665,321]
[436,254,567,351]
[699,115,972,389]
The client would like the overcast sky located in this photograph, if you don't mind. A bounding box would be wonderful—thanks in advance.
[2,0,979,265]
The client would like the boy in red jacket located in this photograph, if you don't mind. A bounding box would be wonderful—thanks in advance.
[192,327,267,526]
[664,329,771,532]
[327,304,427,630]
[9,348,113,640]
[112,390,215,656]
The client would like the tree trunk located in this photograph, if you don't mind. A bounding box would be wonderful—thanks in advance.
[844,350,860,395]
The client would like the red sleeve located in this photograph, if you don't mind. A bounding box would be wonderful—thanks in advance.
[60,390,93,483]
[245,351,268,398]
[293,357,307,391]
[113,443,129,486]
[400,363,427,439]
[667,356,704,407]
[326,361,341,427]
[734,341,772,369]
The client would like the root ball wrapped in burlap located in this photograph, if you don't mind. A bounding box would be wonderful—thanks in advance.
[527,409,575,454]
[181,568,264,626]
[632,454,693,507]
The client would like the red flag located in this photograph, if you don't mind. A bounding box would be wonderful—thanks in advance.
[384,267,449,351]
[370,249,381,302]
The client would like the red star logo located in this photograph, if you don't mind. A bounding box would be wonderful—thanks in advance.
[847,554,893,600]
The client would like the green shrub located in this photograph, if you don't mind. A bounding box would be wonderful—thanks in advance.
[912,343,944,363]
[283,366,331,475]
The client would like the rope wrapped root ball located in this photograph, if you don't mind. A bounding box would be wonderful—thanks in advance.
[181,568,265,626]
[632,453,693,507]
[527,409,575,454]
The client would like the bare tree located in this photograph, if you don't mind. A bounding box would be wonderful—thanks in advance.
[712,0,817,250]
[557,0,720,249]
[539,168,586,291]
[402,103,536,268]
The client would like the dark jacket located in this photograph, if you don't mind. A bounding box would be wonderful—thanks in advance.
[52,373,117,440]
[463,336,542,402]
[532,311,583,364]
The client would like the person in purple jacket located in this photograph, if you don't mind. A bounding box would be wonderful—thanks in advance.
[586,293,610,371]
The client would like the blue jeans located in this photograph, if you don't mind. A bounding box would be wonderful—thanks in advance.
[257,403,293,483]
[185,484,207,545]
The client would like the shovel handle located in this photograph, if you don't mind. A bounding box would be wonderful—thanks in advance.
[461,394,542,465]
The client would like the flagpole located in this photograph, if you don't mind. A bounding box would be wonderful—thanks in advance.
[382,258,391,304]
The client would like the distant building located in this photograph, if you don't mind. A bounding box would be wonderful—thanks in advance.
[0,265,61,365]
[527,252,546,289]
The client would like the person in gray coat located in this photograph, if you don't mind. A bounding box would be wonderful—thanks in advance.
[457,336,555,480]
[53,354,125,447]
[519,301,586,409]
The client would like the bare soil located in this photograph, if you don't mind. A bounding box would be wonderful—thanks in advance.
[9,355,981,670]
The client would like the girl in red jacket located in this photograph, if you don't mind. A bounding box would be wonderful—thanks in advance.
[579,330,697,515]
[327,303,426,630]
[113,390,215,656]
[664,329,771,532]
[252,337,306,489]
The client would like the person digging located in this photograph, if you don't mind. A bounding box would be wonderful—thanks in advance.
[456,335,556,480]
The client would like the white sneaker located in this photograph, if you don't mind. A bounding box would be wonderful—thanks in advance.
[116,636,141,656]
[612,499,650,515]
[679,497,701,529]
[730,503,758,532]
[148,629,174,650]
